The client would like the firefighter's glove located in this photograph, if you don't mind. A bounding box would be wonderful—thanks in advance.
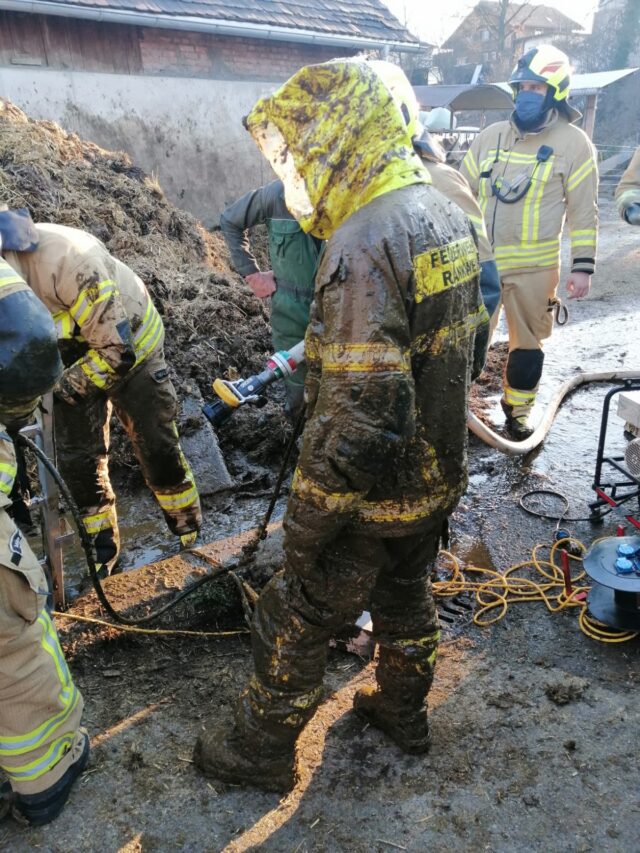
[479,260,500,319]
[53,376,83,407]
[625,203,640,226]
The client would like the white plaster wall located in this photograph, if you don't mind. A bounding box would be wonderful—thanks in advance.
[0,67,278,227]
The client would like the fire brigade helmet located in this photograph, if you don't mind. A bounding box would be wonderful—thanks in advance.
[369,60,422,139]
[509,45,572,103]
[424,107,455,132]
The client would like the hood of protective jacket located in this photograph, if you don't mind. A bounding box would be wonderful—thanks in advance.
[244,59,429,239]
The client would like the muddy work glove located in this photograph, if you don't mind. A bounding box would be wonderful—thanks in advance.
[624,203,640,226]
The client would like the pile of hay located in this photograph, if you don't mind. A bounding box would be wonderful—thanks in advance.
[0,100,288,465]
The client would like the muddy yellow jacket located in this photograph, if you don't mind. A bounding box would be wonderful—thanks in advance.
[461,112,598,275]
[615,147,640,220]
[5,224,163,403]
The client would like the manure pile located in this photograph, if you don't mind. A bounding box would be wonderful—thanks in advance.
[0,100,287,464]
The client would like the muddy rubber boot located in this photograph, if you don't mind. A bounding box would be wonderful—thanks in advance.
[353,686,431,754]
[193,724,296,793]
[500,400,534,440]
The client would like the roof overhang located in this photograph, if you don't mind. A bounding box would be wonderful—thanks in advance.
[0,0,424,52]
[413,83,514,111]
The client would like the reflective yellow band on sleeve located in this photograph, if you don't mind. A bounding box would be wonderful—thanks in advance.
[566,159,596,192]
[462,150,479,179]
[0,461,17,495]
[79,349,117,389]
[291,469,361,513]
[320,343,411,373]
[52,310,75,340]
[412,305,489,357]
[414,237,479,303]
[0,270,27,288]
[69,279,119,326]
[304,334,322,365]
[133,298,164,365]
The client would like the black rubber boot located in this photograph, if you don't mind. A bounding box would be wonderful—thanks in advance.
[1,730,90,827]
[193,724,296,793]
[353,685,431,754]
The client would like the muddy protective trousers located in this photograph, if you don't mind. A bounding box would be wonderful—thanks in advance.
[0,511,85,796]
[54,346,201,568]
[233,519,443,756]
[493,267,560,420]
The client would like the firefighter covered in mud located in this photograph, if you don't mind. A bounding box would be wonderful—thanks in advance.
[0,208,202,576]
[220,180,322,417]
[0,247,88,826]
[193,59,488,792]
[616,146,640,225]
[460,45,599,439]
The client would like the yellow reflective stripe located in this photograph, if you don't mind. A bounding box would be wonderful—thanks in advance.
[413,305,489,357]
[570,229,597,237]
[0,686,78,756]
[79,349,116,389]
[320,343,411,373]
[356,483,457,525]
[291,469,361,513]
[52,310,75,340]
[483,150,542,165]
[82,507,116,535]
[39,612,72,688]
[530,160,554,243]
[520,157,553,243]
[462,150,479,180]
[133,299,163,364]
[304,334,322,364]
[414,237,479,302]
[466,212,486,231]
[570,238,596,247]
[68,279,118,326]
[504,385,537,406]
[566,159,596,192]
[0,461,17,495]
[5,733,75,783]
[0,270,26,288]
[154,483,199,511]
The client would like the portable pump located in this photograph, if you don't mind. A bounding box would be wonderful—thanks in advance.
[202,340,305,428]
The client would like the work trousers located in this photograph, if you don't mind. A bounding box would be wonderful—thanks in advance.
[233,519,443,755]
[0,511,84,795]
[493,267,560,419]
[55,346,201,564]
[270,284,312,419]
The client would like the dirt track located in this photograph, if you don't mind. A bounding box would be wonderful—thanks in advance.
[3,200,640,852]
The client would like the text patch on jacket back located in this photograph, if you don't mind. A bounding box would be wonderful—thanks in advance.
[413,236,478,303]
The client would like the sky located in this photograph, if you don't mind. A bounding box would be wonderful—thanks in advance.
[382,0,599,46]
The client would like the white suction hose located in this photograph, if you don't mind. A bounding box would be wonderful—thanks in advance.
[468,369,640,456]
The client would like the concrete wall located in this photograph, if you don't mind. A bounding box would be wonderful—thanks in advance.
[0,67,278,227]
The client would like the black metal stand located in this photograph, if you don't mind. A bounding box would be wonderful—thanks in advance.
[589,381,640,527]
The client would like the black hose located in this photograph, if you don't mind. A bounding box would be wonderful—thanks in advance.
[18,433,229,626]
[518,488,612,524]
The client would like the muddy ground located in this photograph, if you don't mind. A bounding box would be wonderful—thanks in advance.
[3,198,640,852]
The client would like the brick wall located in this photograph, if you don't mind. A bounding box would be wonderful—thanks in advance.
[138,29,355,80]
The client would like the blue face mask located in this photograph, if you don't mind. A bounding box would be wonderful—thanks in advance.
[514,90,546,127]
